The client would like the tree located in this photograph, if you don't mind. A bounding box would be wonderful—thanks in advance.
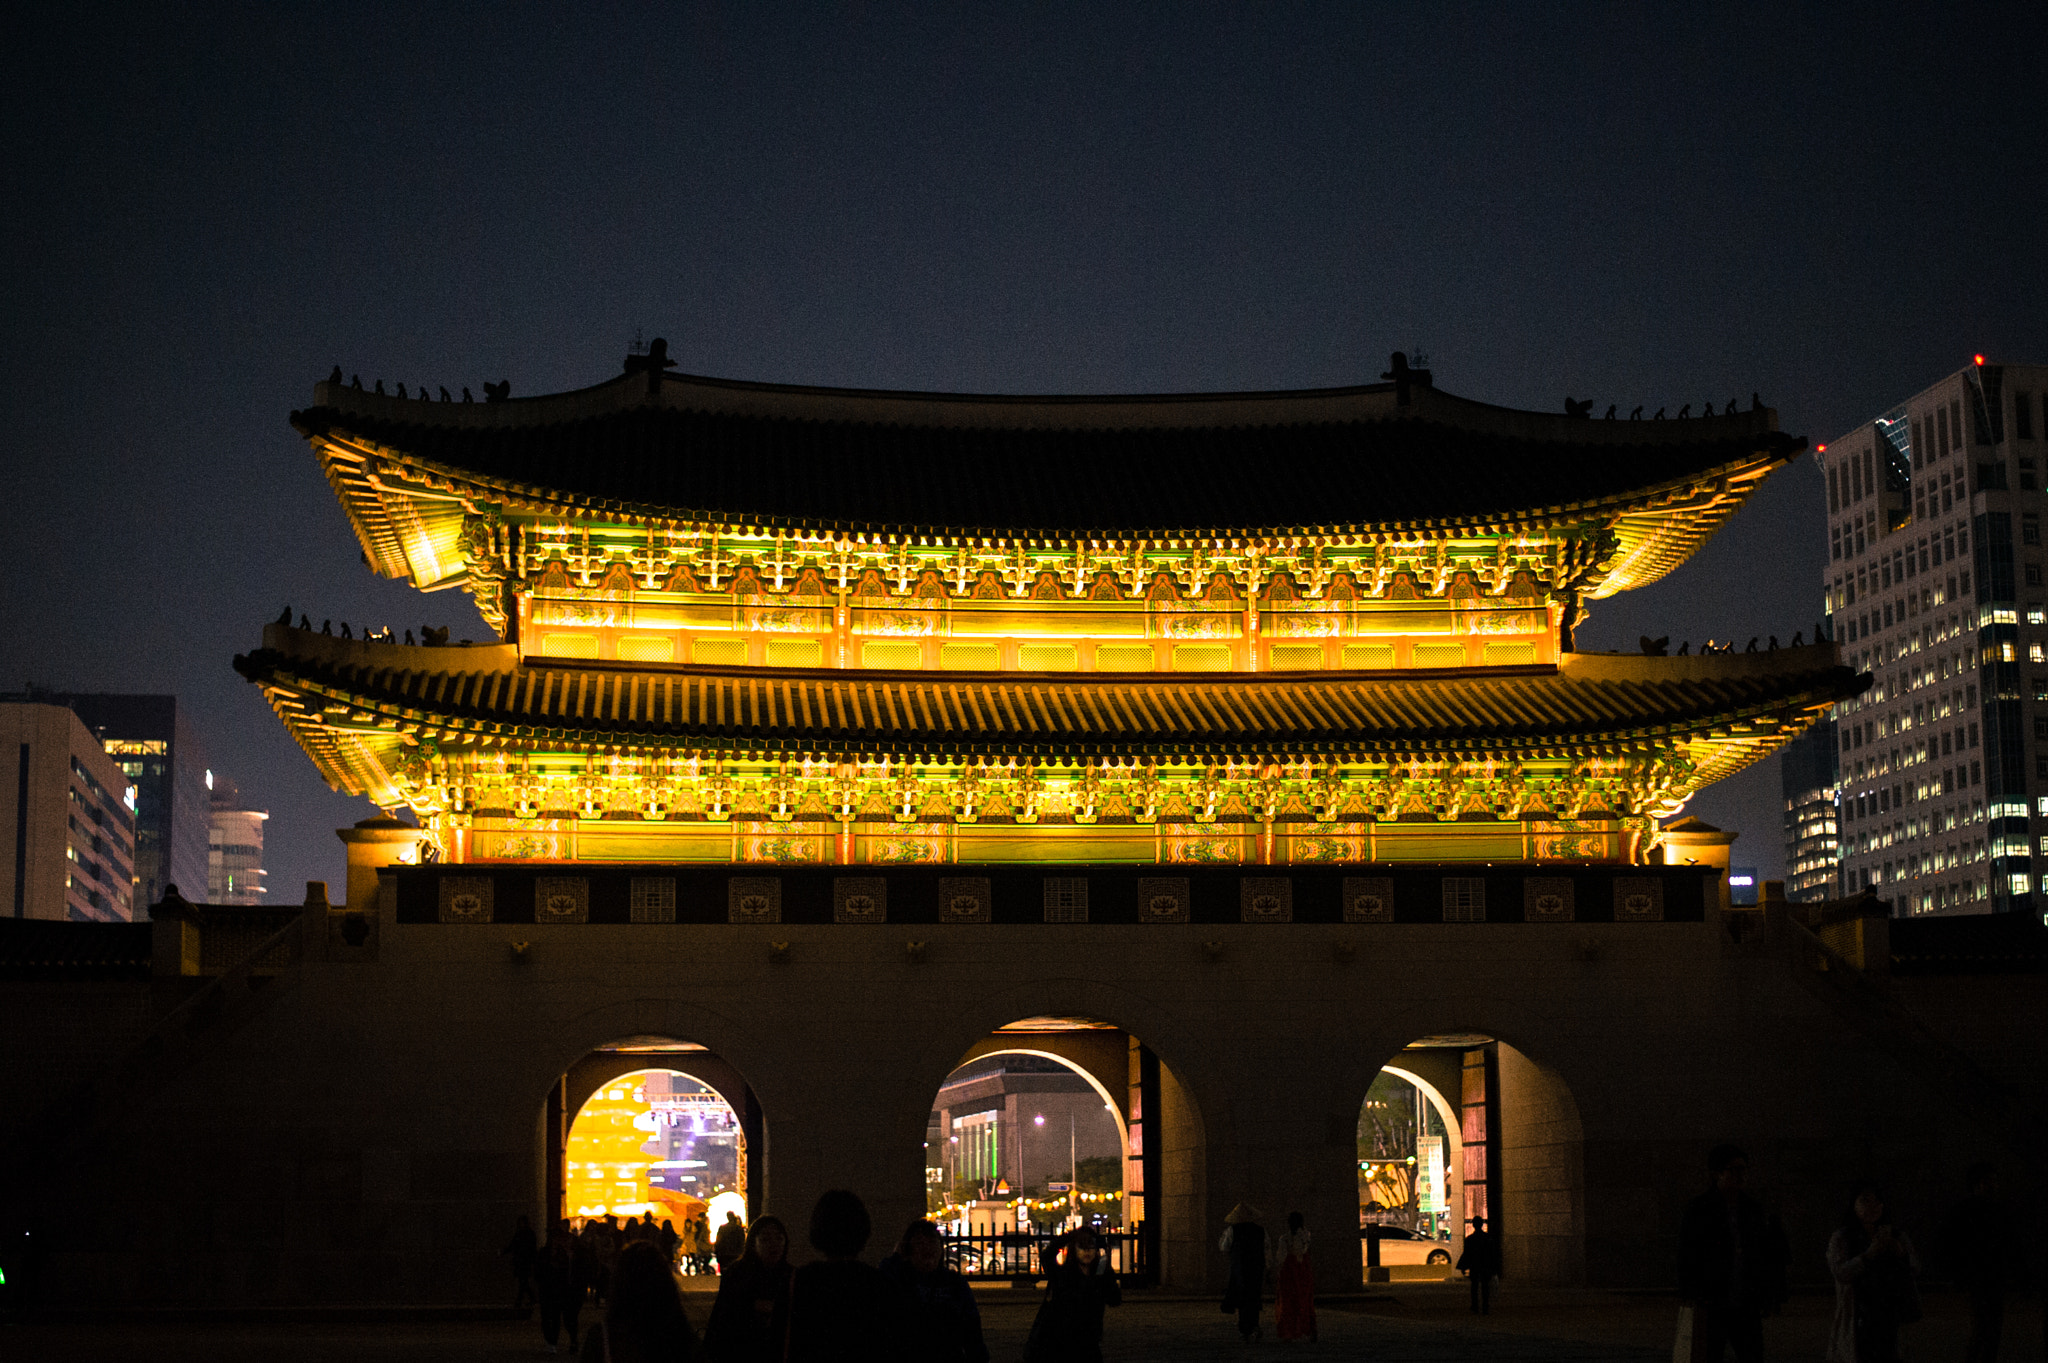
[1359,1075,1420,1229]
[1074,1155,1121,1196]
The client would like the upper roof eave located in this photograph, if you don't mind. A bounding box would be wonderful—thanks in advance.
[305,417,1802,545]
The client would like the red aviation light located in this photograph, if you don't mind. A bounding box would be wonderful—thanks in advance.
[1975,354,1986,366]
[1817,443,1827,452]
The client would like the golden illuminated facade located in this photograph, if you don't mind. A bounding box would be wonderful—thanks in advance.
[242,351,1860,869]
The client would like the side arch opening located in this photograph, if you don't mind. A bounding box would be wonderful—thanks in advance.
[1357,1033,1584,1286]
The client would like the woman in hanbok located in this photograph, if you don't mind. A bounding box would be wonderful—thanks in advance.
[1274,1211,1317,1341]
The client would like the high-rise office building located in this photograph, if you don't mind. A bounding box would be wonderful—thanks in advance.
[1822,358,2048,918]
[206,775,268,904]
[1780,718,1840,901]
[1,700,138,921]
[54,694,209,911]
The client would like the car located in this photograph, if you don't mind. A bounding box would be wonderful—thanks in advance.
[1359,1223,1454,1266]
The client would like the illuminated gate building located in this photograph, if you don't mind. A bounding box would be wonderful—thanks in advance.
[19,349,2048,1320]
[19,346,2048,1320]
[242,351,1852,878]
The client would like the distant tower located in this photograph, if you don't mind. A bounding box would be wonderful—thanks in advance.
[1780,719,1841,902]
[54,693,209,911]
[207,774,269,905]
[1817,357,2048,916]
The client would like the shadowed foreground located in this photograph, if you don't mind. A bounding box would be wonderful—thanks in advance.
[6,1283,2039,1362]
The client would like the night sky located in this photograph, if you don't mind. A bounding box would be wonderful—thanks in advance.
[4,4,2043,903]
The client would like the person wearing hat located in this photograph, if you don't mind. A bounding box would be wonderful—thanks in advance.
[1218,1203,1270,1342]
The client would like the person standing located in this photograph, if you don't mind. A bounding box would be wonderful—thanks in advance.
[693,1212,715,1276]
[785,1189,903,1363]
[713,1211,747,1271]
[1941,1162,2015,1363]
[1676,1144,1789,1363]
[505,1214,539,1309]
[1457,1216,1500,1315]
[703,1214,794,1363]
[586,1215,621,1305]
[1022,1227,1121,1363]
[1825,1181,1921,1363]
[571,1223,599,1342]
[537,1219,584,1356]
[661,1217,684,1269]
[580,1238,700,1363]
[1274,1211,1316,1341]
[879,1219,988,1363]
[1218,1203,1268,1343]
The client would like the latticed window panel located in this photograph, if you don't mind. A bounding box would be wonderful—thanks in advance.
[1043,877,1089,923]
[1441,877,1486,922]
[629,877,677,923]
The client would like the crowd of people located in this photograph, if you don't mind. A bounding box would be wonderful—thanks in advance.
[507,1189,1116,1361]
[497,1150,2034,1362]
[502,1209,740,1354]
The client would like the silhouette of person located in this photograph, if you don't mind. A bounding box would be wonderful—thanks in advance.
[1218,1203,1267,1342]
[536,1218,582,1353]
[1274,1211,1316,1341]
[714,1211,746,1270]
[1679,1145,1787,1363]
[1940,1162,2014,1363]
[785,1190,903,1362]
[1025,1226,1120,1362]
[1826,1180,1920,1363]
[705,1214,793,1363]
[582,1239,699,1362]
[503,1213,537,1310]
[878,1219,987,1363]
[1458,1216,1500,1314]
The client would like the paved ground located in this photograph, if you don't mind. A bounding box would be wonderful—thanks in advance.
[6,1282,2043,1360]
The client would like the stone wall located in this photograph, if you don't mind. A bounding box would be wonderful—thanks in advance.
[3,875,2040,1310]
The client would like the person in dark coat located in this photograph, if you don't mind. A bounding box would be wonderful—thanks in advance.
[785,1190,903,1363]
[1218,1202,1268,1342]
[585,1215,621,1305]
[704,1214,794,1363]
[879,1219,988,1363]
[1676,1144,1788,1362]
[1457,1217,1501,1315]
[504,1213,539,1309]
[1941,1162,2016,1363]
[713,1211,747,1271]
[537,1219,584,1355]
[570,1224,600,1339]
[1024,1227,1121,1363]
[581,1238,699,1363]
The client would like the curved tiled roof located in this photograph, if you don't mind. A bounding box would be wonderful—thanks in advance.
[236,631,1859,765]
[293,368,1802,541]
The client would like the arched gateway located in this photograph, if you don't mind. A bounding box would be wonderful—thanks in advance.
[43,346,2047,1316]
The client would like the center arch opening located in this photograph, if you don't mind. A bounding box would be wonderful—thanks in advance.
[922,1016,1207,1287]
[542,1035,766,1264]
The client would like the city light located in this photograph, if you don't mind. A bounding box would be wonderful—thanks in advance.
[565,1068,742,1222]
